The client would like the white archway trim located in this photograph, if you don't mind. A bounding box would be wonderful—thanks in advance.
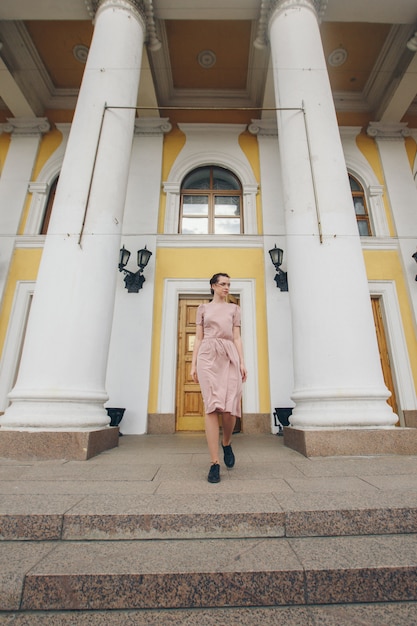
[340,128,390,238]
[25,123,71,235]
[0,281,34,412]
[369,280,417,414]
[163,127,259,235]
[158,278,259,414]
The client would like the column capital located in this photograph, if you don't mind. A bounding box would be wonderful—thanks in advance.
[367,122,411,141]
[85,0,161,50]
[254,0,327,48]
[1,117,50,137]
[248,118,278,136]
[134,117,172,136]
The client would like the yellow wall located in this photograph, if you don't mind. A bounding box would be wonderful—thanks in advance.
[148,247,270,414]
[0,133,10,175]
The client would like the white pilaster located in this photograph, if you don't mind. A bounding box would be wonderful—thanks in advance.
[0,117,50,307]
[268,0,395,428]
[2,0,146,430]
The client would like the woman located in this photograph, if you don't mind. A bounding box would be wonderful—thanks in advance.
[190,273,247,483]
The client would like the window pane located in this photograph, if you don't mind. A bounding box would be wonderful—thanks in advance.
[214,218,241,234]
[214,196,240,216]
[182,167,210,190]
[357,219,371,236]
[182,196,209,215]
[349,176,361,192]
[182,217,209,234]
[213,167,240,190]
[353,197,366,215]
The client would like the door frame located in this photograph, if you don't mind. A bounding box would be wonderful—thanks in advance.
[369,280,417,424]
[158,278,259,415]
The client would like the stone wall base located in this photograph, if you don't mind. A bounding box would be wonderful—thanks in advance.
[242,413,271,434]
[284,426,417,457]
[147,414,175,434]
[0,428,119,461]
[404,410,417,428]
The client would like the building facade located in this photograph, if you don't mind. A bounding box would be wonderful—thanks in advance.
[0,0,417,458]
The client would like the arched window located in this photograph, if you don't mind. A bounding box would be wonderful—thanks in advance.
[179,166,242,234]
[349,174,372,236]
[40,176,58,235]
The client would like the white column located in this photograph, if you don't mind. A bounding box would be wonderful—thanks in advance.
[2,0,146,430]
[367,122,417,325]
[0,118,50,306]
[268,0,396,428]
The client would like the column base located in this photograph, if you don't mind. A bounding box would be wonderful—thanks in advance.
[0,427,119,461]
[284,426,417,457]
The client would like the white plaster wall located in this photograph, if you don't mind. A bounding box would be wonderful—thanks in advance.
[105,131,163,434]
[257,132,295,430]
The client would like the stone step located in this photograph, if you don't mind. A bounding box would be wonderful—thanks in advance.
[2,603,417,625]
[3,534,417,611]
[1,492,417,541]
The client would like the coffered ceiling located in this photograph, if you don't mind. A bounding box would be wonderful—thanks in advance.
[0,0,416,126]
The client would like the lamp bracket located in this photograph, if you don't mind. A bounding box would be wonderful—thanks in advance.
[120,268,146,293]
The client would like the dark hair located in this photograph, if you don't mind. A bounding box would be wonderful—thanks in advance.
[210,273,230,295]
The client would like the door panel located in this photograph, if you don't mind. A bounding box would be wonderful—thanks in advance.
[371,296,399,420]
[176,298,208,431]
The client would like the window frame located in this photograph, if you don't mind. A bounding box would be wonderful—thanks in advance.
[349,173,373,237]
[179,166,243,235]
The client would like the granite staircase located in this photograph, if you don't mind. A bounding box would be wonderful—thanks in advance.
[2,490,417,623]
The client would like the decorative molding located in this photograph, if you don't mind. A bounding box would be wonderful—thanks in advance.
[1,117,50,136]
[28,182,48,195]
[15,236,45,249]
[255,0,327,48]
[338,126,364,139]
[367,122,411,141]
[162,141,259,235]
[248,118,278,136]
[85,0,144,18]
[156,234,264,248]
[178,123,247,135]
[360,237,399,251]
[85,0,161,49]
[134,117,172,136]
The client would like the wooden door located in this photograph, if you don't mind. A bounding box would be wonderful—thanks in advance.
[176,298,208,431]
[371,296,399,420]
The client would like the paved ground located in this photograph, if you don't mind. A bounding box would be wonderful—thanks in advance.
[1,433,417,624]
[1,431,417,499]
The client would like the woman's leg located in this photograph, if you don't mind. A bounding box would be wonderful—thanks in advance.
[205,412,220,463]
[222,412,236,446]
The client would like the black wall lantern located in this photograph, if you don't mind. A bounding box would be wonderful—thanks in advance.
[118,245,152,293]
[269,244,288,291]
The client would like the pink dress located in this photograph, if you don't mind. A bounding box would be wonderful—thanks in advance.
[196,302,242,417]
